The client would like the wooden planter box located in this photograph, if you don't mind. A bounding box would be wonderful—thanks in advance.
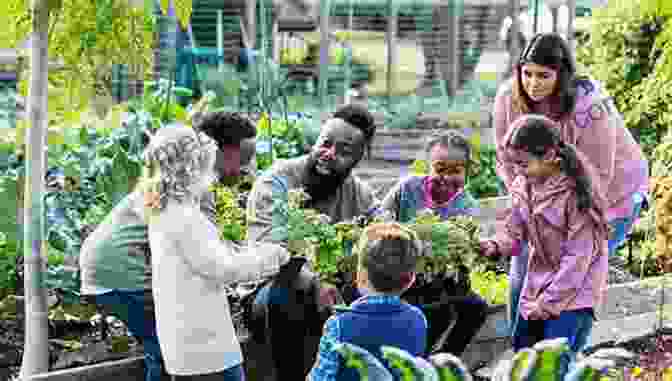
[15,274,670,380]
[461,303,510,369]
[18,335,301,381]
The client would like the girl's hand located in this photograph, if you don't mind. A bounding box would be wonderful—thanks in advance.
[521,301,551,320]
[479,240,499,257]
[144,189,161,211]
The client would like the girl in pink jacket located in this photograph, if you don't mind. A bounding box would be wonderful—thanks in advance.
[493,32,648,340]
[481,115,609,367]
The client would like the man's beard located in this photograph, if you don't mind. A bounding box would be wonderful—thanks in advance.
[303,158,352,203]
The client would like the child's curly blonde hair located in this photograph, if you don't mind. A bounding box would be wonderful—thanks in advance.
[354,222,422,293]
[140,124,218,220]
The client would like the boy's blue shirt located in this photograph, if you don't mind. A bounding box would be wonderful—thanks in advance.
[308,295,427,381]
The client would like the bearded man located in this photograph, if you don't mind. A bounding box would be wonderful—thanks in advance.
[245,103,380,381]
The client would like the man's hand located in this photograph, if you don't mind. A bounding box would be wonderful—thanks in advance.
[318,282,343,308]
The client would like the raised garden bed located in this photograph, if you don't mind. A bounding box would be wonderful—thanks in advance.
[583,327,672,377]
[5,273,667,381]
[0,297,146,381]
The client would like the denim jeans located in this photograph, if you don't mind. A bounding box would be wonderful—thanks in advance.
[253,268,325,381]
[508,244,529,337]
[91,289,164,381]
[420,295,489,356]
[512,309,594,379]
[607,192,646,257]
[170,365,245,381]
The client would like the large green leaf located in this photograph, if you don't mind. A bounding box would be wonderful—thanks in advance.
[0,177,19,244]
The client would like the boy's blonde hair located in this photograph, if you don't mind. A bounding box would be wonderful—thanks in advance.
[354,222,422,293]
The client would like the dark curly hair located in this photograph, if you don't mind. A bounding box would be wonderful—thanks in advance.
[194,111,256,147]
[333,104,376,143]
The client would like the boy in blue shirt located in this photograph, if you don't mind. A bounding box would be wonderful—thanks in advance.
[308,222,427,381]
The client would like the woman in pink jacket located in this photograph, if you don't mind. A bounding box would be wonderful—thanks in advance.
[493,33,649,338]
[481,114,609,374]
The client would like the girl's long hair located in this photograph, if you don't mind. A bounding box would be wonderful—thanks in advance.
[509,115,593,211]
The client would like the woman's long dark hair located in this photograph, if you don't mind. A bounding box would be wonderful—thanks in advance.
[510,116,593,211]
[512,33,593,122]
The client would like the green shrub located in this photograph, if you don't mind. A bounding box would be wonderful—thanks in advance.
[577,2,672,159]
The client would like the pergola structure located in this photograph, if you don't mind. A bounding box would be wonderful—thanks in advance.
[241,0,592,102]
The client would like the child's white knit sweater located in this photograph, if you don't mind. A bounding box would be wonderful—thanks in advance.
[148,201,288,376]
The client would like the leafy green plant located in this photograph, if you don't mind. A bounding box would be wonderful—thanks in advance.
[0,78,191,299]
[577,3,672,159]
[255,114,308,171]
[211,184,247,243]
[274,188,343,282]
[1,0,154,127]
[470,270,509,305]
[0,233,19,298]
[466,145,499,199]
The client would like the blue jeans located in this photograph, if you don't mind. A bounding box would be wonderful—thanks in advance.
[220,365,245,381]
[171,365,246,380]
[608,192,646,257]
[508,244,528,337]
[512,309,594,379]
[92,289,164,381]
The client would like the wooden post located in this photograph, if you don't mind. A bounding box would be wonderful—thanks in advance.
[318,0,331,107]
[532,0,540,34]
[344,0,354,104]
[217,10,224,72]
[272,18,280,62]
[439,0,460,97]
[386,0,398,104]
[510,0,521,59]
[566,0,576,51]
[247,0,257,49]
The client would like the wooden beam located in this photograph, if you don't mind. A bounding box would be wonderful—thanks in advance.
[567,0,576,50]
[510,0,521,59]
[318,0,331,107]
[532,0,540,34]
[247,0,257,49]
[438,0,459,97]
[386,0,398,102]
